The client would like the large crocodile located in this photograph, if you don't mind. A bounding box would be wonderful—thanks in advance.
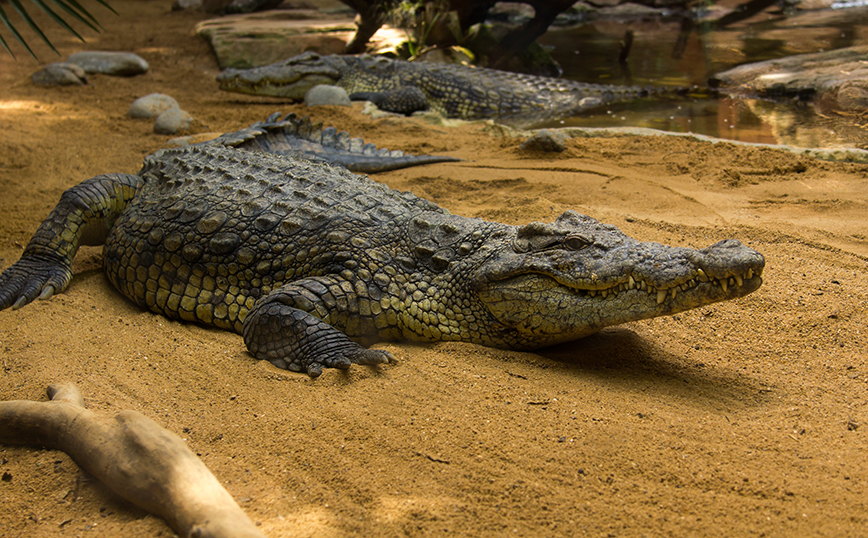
[0,117,764,377]
[217,52,670,125]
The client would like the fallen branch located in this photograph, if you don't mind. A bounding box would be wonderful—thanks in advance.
[0,382,266,538]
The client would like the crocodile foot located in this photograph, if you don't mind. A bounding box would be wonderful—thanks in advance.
[242,299,393,377]
[0,254,72,311]
[349,86,430,115]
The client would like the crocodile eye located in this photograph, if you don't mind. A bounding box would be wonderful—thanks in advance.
[564,235,590,251]
[513,238,531,253]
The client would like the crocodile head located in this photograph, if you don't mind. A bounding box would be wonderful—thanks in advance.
[474,210,765,349]
[216,52,342,98]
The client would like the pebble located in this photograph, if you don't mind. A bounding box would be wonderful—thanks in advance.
[154,106,194,135]
[128,94,180,119]
[31,63,88,86]
[520,129,568,153]
[67,51,149,76]
[304,85,351,107]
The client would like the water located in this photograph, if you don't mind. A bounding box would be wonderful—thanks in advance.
[534,5,868,149]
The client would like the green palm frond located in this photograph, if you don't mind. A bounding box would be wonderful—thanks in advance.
[0,0,115,59]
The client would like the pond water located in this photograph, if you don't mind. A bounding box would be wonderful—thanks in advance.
[534,4,868,149]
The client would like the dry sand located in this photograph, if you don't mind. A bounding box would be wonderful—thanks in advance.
[1,1,867,536]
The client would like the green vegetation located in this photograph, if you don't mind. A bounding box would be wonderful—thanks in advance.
[0,0,115,59]
[386,0,476,62]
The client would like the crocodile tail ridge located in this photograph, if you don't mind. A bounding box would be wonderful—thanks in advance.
[215,112,460,173]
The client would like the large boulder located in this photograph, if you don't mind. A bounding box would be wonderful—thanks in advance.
[195,11,357,69]
[710,45,868,112]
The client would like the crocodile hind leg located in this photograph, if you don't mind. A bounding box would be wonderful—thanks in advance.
[0,173,142,311]
[242,276,394,377]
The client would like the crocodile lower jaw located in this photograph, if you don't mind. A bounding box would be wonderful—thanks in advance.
[586,267,763,304]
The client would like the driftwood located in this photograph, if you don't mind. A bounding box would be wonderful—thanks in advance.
[0,382,266,538]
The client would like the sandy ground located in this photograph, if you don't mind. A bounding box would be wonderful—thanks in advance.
[1,1,868,536]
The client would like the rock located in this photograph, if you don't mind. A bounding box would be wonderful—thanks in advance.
[154,106,195,135]
[31,63,87,86]
[195,12,364,69]
[67,51,149,77]
[172,0,205,10]
[709,45,868,111]
[304,85,351,107]
[835,82,868,111]
[520,130,568,153]
[128,94,180,119]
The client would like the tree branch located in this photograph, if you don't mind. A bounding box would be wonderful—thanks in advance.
[0,382,267,538]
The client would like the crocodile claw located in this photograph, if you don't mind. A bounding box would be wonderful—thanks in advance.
[350,348,394,366]
[293,348,393,377]
[0,255,72,311]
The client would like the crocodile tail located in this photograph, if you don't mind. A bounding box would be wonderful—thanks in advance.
[599,84,715,107]
[209,112,459,174]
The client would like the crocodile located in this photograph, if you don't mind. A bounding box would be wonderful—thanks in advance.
[217,52,670,125]
[0,118,765,377]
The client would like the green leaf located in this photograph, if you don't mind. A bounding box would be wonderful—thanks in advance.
[0,5,21,58]
[8,0,62,56]
[1,1,42,58]
[1,0,112,59]
[28,0,87,43]
[58,0,104,27]
[46,0,102,34]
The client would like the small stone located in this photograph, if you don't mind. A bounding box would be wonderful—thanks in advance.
[304,85,351,107]
[154,106,194,135]
[836,82,868,112]
[128,94,180,119]
[67,51,149,76]
[31,63,87,86]
[172,0,204,10]
[519,129,567,153]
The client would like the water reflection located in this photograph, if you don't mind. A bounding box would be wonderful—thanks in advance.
[534,7,868,149]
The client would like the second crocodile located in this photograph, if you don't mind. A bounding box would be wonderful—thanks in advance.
[217,52,672,125]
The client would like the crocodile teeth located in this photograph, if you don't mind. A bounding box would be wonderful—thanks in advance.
[628,275,636,290]
[601,289,608,299]
[720,278,728,293]
[697,268,709,282]
[588,290,596,297]
[670,287,678,300]
[747,268,754,280]
[657,289,667,304]
[735,274,743,287]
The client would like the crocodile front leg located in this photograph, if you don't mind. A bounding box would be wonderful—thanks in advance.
[0,173,142,311]
[242,276,394,377]
[349,86,430,115]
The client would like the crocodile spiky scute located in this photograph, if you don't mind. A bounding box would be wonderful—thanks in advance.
[205,112,460,173]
